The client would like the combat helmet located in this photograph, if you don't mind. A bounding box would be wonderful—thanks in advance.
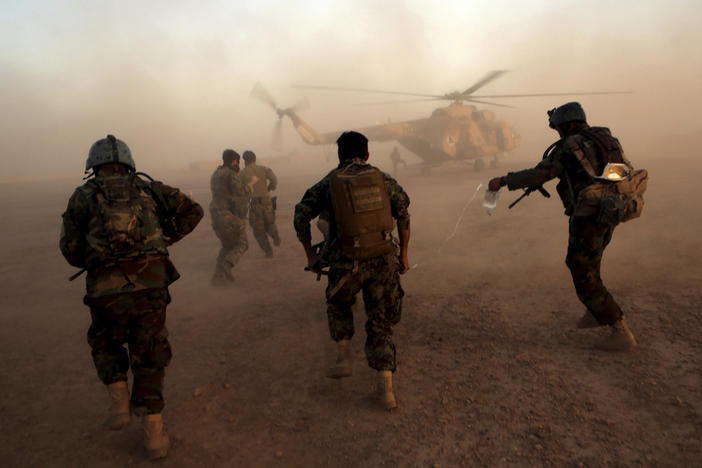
[547,102,587,129]
[85,134,135,172]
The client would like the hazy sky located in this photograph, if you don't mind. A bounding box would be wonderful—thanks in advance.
[1,0,700,177]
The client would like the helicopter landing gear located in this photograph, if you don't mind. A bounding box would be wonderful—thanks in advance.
[474,158,486,172]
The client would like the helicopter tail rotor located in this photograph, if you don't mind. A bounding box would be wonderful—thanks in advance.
[251,82,311,149]
[251,82,277,110]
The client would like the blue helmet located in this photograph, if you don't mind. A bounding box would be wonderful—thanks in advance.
[547,102,587,129]
[85,134,135,172]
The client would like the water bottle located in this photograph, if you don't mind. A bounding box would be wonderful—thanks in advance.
[483,190,499,215]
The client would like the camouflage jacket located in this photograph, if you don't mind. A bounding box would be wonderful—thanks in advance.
[210,165,250,218]
[240,164,277,198]
[60,174,203,297]
[505,124,629,216]
[294,158,410,265]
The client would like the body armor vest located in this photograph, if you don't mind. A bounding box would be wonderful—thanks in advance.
[565,127,647,224]
[86,174,167,266]
[330,165,394,260]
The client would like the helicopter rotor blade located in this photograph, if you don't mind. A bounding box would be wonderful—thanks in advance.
[464,98,515,109]
[470,91,632,99]
[292,84,441,99]
[461,70,509,97]
[358,98,447,106]
[251,82,278,110]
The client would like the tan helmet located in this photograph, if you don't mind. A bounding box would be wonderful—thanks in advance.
[85,134,135,172]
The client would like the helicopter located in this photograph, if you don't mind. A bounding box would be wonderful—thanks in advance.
[251,71,627,171]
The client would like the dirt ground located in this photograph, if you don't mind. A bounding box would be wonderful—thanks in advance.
[1,144,700,467]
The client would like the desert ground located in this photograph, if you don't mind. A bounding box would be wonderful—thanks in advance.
[1,141,700,467]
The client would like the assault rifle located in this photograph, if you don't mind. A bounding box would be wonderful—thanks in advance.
[304,240,329,280]
[508,186,551,209]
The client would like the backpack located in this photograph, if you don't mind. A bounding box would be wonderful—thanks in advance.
[565,128,648,226]
[330,165,394,260]
[86,173,167,264]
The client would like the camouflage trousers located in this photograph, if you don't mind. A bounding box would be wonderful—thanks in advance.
[565,216,623,325]
[249,197,279,255]
[326,255,404,372]
[84,288,172,414]
[211,208,248,273]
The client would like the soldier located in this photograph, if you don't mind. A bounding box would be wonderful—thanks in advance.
[488,102,638,351]
[294,131,411,410]
[389,145,407,176]
[210,149,250,285]
[60,135,203,459]
[240,150,281,257]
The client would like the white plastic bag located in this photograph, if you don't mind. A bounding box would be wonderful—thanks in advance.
[483,190,499,215]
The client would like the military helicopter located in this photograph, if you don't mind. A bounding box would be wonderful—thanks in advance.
[252,71,626,171]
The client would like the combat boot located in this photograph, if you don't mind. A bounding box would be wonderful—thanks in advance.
[326,339,352,379]
[105,381,131,430]
[377,370,397,410]
[272,232,281,247]
[222,269,235,283]
[577,311,601,329]
[211,267,233,286]
[595,317,638,352]
[142,413,170,460]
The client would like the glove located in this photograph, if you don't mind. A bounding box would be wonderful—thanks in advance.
[488,176,507,192]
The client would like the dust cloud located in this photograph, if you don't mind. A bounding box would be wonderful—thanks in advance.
[1,1,700,180]
[1,1,702,466]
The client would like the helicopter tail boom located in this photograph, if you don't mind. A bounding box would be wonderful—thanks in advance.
[282,109,332,145]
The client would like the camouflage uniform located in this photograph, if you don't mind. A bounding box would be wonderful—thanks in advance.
[240,164,280,256]
[505,123,629,325]
[294,158,410,371]
[210,165,249,278]
[60,171,203,413]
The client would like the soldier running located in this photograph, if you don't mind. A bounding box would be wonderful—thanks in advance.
[210,149,251,285]
[489,102,640,351]
[240,150,281,257]
[60,135,203,459]
[294,131,411,410]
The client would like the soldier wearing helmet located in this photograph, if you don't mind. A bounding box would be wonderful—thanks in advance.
[240,150,281,257]
[60,135,203,459]
[488,102,639,351]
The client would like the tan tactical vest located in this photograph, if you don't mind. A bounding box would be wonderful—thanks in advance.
[566,128,648,224]
[330,165,394,260]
